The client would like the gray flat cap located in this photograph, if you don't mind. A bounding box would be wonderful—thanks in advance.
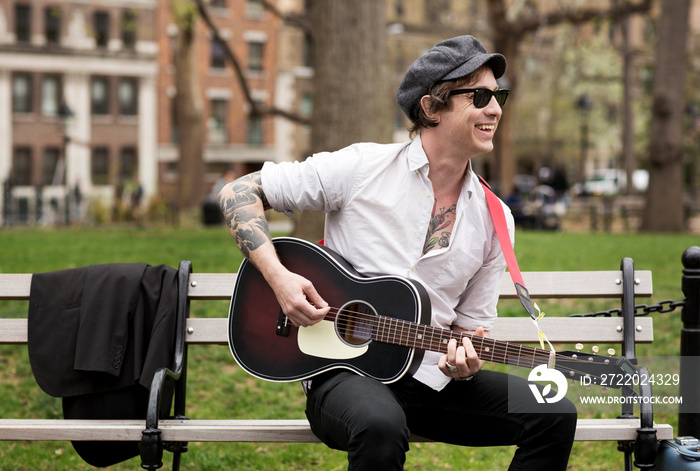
[396,35,507,122]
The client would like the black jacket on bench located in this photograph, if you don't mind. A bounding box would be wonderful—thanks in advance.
[28,263,179,467]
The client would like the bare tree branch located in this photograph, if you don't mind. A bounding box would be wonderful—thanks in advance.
[260,0,312,36]
[494,0,653,39]
[193,0,310,125]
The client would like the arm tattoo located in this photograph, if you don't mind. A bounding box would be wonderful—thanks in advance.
[218,171,273,258]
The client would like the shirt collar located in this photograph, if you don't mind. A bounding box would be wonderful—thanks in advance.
[406,135,429,172]
[407,135,476,198]
[462,161,476,200]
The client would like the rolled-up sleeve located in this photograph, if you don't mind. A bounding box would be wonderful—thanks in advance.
[261,148,362,217]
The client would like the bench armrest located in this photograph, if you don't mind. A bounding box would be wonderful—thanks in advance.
[633,365,658,469]
[141,260,192,470]
[618,259,657,470]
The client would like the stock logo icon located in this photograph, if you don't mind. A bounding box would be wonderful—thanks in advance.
[527,364,568,404]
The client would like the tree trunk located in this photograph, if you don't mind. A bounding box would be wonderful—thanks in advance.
[618,9,636,195]
[174,0,205,211]
[640,0,690,232]
[292,0,391,241]
[490,33,519,197]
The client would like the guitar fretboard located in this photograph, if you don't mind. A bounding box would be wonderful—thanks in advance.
[372,314,553,369]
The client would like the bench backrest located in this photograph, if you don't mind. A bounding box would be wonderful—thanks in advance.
[0,269,653,346]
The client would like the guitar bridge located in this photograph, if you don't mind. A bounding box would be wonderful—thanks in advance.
[276,309,291,337]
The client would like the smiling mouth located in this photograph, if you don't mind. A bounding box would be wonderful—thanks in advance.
[476,124,495,131]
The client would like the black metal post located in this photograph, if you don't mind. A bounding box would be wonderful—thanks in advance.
[63,135,71,226]
[3,179,13,227]
[35,185,43,224]
[679,245,700,436]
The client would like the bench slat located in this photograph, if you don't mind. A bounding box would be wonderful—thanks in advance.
[183,317,654,344]
[490,317,654,343]
[189,270,654,299]
[0,270,653,301]
[573,419,673,441]
[0,317,655,345]
[187,273,237,300]
[0,418,673,442]
[0,319,31,344]
[501,270,653,298]
[0,419,145,441]
[0,274,32,300]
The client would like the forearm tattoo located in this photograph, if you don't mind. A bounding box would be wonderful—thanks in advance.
[218,171,272,258]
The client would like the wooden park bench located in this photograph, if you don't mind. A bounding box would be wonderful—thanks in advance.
[0,247,674,470]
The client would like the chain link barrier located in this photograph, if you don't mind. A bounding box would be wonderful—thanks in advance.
[568,299,687,318]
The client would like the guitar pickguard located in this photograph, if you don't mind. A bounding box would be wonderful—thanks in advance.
[298,320,369,359]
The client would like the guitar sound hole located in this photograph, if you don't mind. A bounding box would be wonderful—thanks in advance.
[336,301,376,347]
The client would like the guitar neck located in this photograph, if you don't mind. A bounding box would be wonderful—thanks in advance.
[372,315,553,369]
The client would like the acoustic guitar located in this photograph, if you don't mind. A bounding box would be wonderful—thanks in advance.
[228,237,635,390]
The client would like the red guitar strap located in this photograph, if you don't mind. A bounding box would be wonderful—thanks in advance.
[477,175,537,321]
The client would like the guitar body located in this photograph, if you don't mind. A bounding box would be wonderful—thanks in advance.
[228,237,431,383]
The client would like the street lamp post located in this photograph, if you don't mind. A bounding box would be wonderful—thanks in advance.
[686,103,699,200]
[58,101,74,225]
[576,94,593,188]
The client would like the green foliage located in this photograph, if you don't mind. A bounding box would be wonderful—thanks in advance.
[172,0,198,32]
[0,227,695,470]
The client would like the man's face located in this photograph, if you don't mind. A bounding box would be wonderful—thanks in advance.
[437,69,503,159]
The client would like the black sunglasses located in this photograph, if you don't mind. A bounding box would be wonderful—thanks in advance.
[448,88,510,108]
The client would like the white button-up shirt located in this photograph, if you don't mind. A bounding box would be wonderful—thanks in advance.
[261,136,514,390]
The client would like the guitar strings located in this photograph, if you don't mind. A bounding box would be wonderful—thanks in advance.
[313,304,615,381]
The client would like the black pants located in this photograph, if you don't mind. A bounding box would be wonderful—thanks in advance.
[305,370,577,470]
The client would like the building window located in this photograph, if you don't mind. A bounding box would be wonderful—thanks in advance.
[248,41,264,73]
[43,147,61,185]
[169,35,177,67]
[118,78,138,115]
[119,147,138,183]
[91,147,110,185]
[94,11,110,48]
[41,75,61,117]
[300,93,313,117]
[425,0,449,24]
[170,96,178,143]
[121,9,138,50]
[12,147,33,185]
[302,33,313,68]
[12,73,33,113]
[247,101,264,146]
[211,38,227,69]
[469,0,480,17]
[91,76,110,115]
[208,99,228,144]
[395,0,405,18]
[44,6,61,45]
[15,4,31,43]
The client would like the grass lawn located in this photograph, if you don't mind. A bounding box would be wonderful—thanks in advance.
[0,226,697,470]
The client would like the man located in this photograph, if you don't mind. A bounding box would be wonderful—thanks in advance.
[219,35,576,470]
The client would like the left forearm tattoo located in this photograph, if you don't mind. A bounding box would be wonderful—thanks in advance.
[218,171,272,258]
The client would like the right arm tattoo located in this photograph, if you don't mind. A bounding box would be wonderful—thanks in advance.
[218,171,273,258]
